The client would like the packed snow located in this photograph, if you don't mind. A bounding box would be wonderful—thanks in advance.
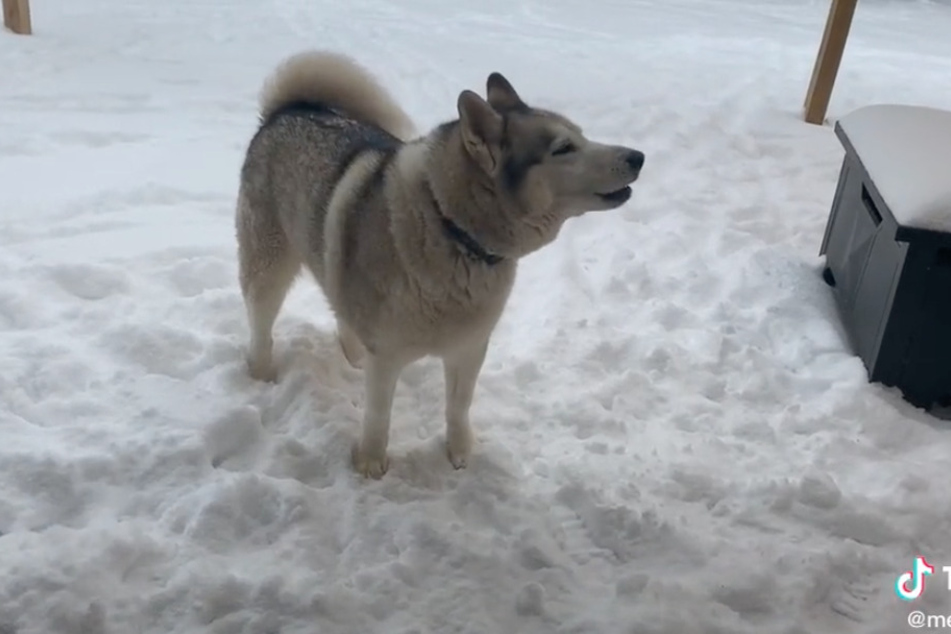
[838,104,951,232]
[3,0,951,632]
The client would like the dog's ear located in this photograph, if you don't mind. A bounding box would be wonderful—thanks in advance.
[486,72,525,111]
[457,89,503,175]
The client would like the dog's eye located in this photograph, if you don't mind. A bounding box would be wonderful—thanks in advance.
[551,142,576,156]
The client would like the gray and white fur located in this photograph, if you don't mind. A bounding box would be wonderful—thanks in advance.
[235,50,645,478]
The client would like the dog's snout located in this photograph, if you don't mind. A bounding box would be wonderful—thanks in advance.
[625,150,645,172]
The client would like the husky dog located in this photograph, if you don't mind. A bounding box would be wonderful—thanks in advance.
[236,50,644,478]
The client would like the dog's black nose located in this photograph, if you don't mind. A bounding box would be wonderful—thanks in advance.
[626,150,645,172]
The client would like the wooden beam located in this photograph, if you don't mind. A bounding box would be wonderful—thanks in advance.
[2,0,31,35]
[804,0,857,125]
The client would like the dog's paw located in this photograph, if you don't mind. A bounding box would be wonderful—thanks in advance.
[447,446,469,470]
[247,357,277,383]
[351,443,389,479]
[446,426,473,470]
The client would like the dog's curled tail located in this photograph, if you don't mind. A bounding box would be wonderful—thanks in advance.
[258,50,417,141]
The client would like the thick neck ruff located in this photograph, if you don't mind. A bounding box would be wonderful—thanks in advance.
[424,182,504,266]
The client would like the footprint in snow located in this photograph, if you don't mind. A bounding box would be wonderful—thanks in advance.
[204,406,265,471]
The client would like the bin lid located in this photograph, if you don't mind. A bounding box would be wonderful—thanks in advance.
[838,104,951,233]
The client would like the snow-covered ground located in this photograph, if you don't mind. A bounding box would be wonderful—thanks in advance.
[3,0,951,632]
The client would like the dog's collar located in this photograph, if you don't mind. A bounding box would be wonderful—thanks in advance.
[424,182,504,266]
[439,215,504,266]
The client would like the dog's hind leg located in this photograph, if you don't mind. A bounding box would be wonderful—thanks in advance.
[442,338,489,469]
[236,191,300,382]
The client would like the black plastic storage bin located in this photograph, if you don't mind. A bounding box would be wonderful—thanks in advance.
[820,104,951,410]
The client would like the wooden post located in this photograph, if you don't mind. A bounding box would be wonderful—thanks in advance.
[3,0,31,35]
[803,0,858,125]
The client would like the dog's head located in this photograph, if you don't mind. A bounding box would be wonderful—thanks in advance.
[451,72,644,257]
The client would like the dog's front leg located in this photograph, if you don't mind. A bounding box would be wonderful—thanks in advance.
[352,353,406,479]
[443,339,488,469]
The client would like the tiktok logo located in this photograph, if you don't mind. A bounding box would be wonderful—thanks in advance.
[895,556,935,601]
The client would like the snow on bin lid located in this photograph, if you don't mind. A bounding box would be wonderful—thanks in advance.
[838,104,951,233]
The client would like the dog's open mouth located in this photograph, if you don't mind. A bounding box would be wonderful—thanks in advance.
[596,186,632,204]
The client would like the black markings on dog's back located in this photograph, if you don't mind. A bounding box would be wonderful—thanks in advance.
[262,102,402,189]
[330,133,399,192]
[262,101,400,148]
[260,100,337,126]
